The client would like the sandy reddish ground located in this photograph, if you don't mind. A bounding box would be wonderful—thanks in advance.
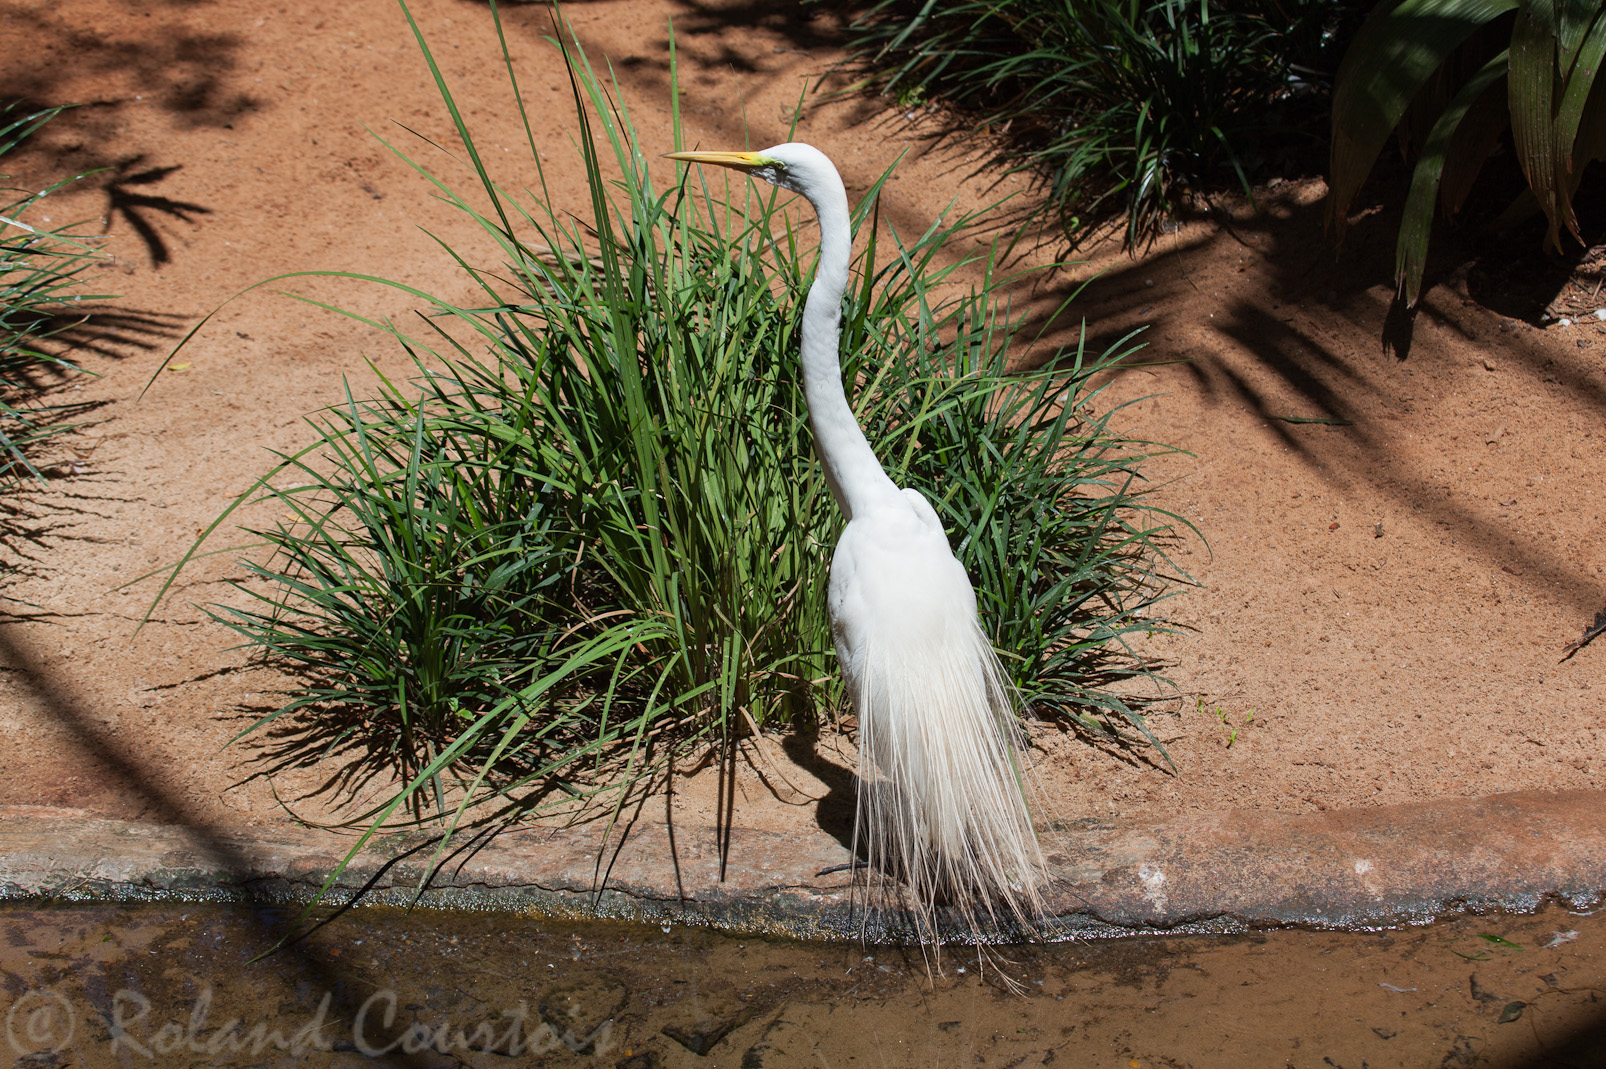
[1,0,1602,843]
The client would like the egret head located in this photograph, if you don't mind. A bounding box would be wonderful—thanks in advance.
[663,142,836,198]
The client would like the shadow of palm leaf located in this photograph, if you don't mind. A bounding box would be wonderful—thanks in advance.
[23,303,187,363]
[103,156,211,266]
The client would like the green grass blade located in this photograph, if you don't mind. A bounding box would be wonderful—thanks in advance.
[1396,50,1511,305]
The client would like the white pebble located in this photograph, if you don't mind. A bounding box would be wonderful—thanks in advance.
[1594,309,1606,321]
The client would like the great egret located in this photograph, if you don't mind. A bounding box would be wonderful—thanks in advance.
[665,144,1048,937]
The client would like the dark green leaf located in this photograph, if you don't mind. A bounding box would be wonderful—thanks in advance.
[1510,1,1576,246]
[1397,51,1511,305]
[1554,7,1606,177]
[1330,0,1519,233]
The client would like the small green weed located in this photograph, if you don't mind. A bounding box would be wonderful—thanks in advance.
[1197,695,1254,747]
[894,84,926,110]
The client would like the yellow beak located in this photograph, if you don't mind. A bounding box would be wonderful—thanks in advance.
[662,149,770,172]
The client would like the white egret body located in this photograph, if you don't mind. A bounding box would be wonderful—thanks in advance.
[665,144,1047,935]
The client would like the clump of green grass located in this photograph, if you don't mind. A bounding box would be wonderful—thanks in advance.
[156,5,1189,892]
[0,104,104,490]
[838,0,1364,248]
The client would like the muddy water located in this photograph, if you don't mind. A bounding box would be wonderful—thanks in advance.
[2,903,1602,1068]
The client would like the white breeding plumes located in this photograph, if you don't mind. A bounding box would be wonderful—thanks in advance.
[665,143,1048,939]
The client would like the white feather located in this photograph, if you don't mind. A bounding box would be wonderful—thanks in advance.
[832,490,1047,936]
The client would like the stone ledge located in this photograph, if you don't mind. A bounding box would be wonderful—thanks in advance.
[2,790,1602,940]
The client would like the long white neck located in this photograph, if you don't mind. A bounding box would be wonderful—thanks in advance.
[797,175,900,520]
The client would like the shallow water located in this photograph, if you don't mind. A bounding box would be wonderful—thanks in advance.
[2,901,1602,1067]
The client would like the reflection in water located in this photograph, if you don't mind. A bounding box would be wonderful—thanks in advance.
[2,902,1604,1067]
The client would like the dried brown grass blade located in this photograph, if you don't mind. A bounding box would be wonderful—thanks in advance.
[1560,605,1606,661]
